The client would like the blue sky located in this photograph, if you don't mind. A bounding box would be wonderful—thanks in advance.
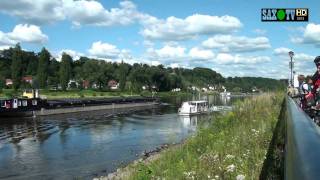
[0,0,319,79]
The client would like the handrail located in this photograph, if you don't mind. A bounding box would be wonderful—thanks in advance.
[286,96,320,180]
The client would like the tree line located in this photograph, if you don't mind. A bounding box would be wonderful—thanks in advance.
[0,44,285,92]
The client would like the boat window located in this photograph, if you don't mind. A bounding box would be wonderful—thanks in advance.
[0,101,4,107]
[18,100,22,106]
[32,100,37,106]
[23,100,28,106]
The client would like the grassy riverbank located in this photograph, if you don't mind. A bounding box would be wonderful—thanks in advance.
[117,93,285,179]
[0,89,140,99]
[0,89,194,99]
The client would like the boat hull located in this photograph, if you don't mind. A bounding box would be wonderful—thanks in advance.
[178,111,209,116]
[0,109,34,117]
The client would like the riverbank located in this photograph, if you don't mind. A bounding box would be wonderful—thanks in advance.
[0,89,194,99]
[0,89,140,99]
[95,92,285,179]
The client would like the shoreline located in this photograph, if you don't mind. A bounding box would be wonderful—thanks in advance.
[93,142,184,180]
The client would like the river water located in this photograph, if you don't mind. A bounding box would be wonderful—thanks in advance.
[0,95,239,179]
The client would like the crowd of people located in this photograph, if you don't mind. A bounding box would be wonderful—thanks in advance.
[290,56,320,123]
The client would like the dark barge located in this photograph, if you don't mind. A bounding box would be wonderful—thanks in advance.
[0,96,159,117]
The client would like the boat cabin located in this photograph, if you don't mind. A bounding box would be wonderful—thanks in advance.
[0,98,42,111]
[178,100,209,115]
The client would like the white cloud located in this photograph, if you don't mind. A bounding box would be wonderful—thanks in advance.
[0,0,65,24]
[215,53,271,65]
[0,24,48,46]
[88,41,121,58]
[273,47,316,76]
[64,0,142,27]
[57,49,84,61]
[291,23,320,46]
[0,31,16,45]
[170,63,180,69]
[273,47,292,56]
[141,14,242,41]
[273,47,314,61]
[253,29,267,35]
[151,61,161,66]
[0,45,11,50]
[153,45,186,59]
[202,35,271,52]
[0,0,144,26]
[7,24,48,43]
[189,47,214,60]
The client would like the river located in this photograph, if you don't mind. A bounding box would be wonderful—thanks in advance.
[0,95,239,179]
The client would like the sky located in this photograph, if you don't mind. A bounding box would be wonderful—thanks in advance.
[0,0,319,79]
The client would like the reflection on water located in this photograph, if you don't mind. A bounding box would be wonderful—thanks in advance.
[0,95,240,180]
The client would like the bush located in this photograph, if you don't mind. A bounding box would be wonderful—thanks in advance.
[78,92,85,98]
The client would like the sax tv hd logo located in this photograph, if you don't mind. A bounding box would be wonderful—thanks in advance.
[261,8,308,21]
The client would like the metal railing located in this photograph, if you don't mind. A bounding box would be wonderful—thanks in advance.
[286,96,320,180]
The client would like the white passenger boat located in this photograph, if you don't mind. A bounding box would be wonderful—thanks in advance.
[178,100,209,115]
[220,89,231,97]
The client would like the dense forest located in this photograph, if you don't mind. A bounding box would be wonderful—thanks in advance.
[0,44,285,92]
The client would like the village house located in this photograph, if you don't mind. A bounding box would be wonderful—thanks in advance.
[22,76,33,84]
[108,80,119,90]
[5,79,12,86]
[82,80,90,89]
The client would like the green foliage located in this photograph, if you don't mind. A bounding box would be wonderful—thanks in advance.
[11,44,23,90]
[0,77,4,90]
[37,47,50,88]
[117,62,130,91]
[48,58,60,86]
[0,44,286,93]
[225,77,286,92]
[59,53,72,91]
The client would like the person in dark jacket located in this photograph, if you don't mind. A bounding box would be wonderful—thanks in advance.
[307,56,320,109]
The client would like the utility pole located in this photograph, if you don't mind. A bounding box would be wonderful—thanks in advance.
[288,51,295,87]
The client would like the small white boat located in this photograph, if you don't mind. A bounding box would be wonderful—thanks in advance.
[220,91,231,97]
[178,100,209,115]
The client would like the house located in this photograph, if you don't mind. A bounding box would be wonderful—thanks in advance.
[108,80,119,90]
[67,79,79,89]
[202,87,208,92]
[82,80,90,89]
[171,88,181,92]
[208,86,215,90]
[22,76,33,84]
[5,79,12,86]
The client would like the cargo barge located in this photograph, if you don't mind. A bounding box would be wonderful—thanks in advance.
[0,96,158,117]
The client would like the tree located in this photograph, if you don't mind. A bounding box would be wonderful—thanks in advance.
[37,48,50,88]
[25,52,38,76]
[0,77,5,91]
[117,62,130,91]
[59,53,72,91]
[11,44,23,90]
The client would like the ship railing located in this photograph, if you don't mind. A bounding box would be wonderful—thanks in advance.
[286,96,320,179]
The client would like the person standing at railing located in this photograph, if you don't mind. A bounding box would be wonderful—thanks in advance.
[308,56,320,109]
[297,75,310,109]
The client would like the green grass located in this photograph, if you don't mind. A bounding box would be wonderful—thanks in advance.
[142,91,193,98]
[0,89,194,99]
[126,92,284,180]
[0,89,140,99]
